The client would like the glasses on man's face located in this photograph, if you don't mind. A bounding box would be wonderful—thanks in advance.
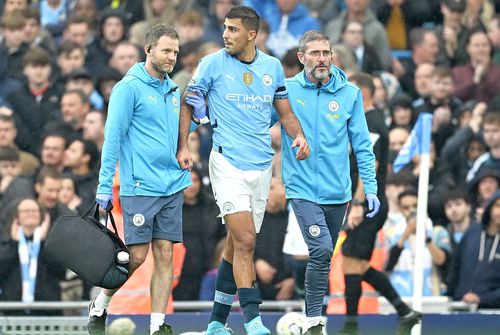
[305,50,332,58]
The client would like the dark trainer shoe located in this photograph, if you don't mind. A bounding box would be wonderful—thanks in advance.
[152,323,173,335]
[87,297,107,335]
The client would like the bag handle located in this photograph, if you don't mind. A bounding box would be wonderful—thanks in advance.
[83,203,119,236]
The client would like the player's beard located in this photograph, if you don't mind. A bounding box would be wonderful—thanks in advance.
[151,55,174,75]
[309,64,330,81]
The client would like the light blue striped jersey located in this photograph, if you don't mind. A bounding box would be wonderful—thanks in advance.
[187,48,287,170]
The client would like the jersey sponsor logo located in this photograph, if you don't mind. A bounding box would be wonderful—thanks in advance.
[225,93,272,103]
[263,74,273,86]
[148,95,157,104]
[328,100,339,112]
[309,225,320,237]
[243,72,253,86]
[296,99,306,107]
[171,96,179,107]
[133,213,145,226]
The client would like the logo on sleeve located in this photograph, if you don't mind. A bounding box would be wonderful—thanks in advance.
[263,74,273,86]
[171,96,179,106]
[328,101,339,112]
[223,202,235,213]
[133,214,145,226]
[243,72,253,86]
[309,225,320,237]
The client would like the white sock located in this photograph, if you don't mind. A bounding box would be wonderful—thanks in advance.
[150,313,165,334]
[302,316,324,334]
[94,291,112,310]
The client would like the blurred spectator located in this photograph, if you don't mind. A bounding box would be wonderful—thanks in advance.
[389,93,415,130]
[466,111,500,182]
[0,114,39,177]
[399,141,456,226]
[384,172,414,232]
[372,71,391,124]
[255,177,294,300]
[87,8,128,74]
[255,19,273,56]
[325,0,392,70]
[443,190,473,256]
[393,28,439,99]
[187,129,211,194]
[373,0,435,50]
[7,47,63,155]
[388,126,410,164]
[109,41,141,76]
[175,9,205,46]
[21,6,56,56]
[82,109,105,152]
[0,44,21,108]
[39,133,67,173]
[65,67,104,110]
[331,43,358,75]
[128,0,176,47]
[415,66,461,155]
[55,41,86,81]
[95,67,122,111]
[0,147,21,196]
[248,0,321,59]
[173,40,203,94]
[340,19,383,74]
[435,0,470,67]
[62,15,93,48]
[36,0,71,41]
[71,0,98,26]
[448,191,500,308]
[174,168,226,300]
[415,66,463,116]
[199,237,227,301]
[412,62,435,106]
[58,175,81,214]
[0,198,65,315]
[63,138,98,210]
[488,14,500,64]
[105,0,144,25]
[281,47,303,78]
[467,169,500,223]
[302,0,343,26]
[45,89,91,142]
[441,101,488,187]
[35,166,73,224]
[202,0,239,46]
[1,0,28,14]
[461,0,494,30]
[384,189,451,296]
[452,28,500,103]
[1,9,30,81]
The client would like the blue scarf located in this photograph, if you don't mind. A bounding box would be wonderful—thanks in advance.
[18,227,41,303]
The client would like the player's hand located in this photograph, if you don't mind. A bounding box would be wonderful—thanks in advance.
[96,193,113,211]
[185,90,206,120]
[176,146,193,170]
[463,292,480,304]
[291,134,309,160]
[365,193,380,218]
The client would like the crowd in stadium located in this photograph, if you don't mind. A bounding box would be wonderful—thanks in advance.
[0,0,499,318]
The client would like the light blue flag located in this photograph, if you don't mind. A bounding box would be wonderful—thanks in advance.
[393,113,433,173]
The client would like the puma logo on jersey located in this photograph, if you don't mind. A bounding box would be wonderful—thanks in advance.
[225,74,235,82]
[296,99,306,107]
[148,96,157,104]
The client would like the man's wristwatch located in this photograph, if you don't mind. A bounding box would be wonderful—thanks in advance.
[351,199,364,206]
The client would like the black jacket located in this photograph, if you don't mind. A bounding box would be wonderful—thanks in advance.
[0,237,66,315]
